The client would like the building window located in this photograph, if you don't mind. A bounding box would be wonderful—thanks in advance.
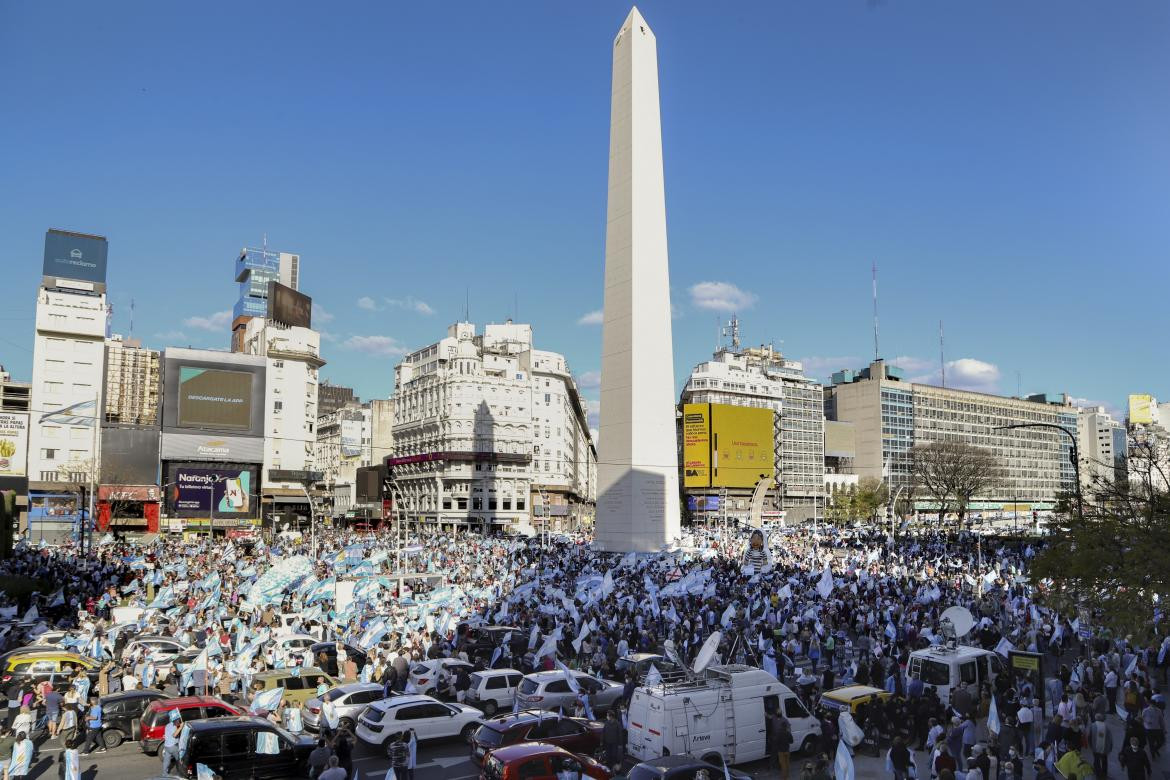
[274,401,283,412]
[502,499,512,510]
[273,360,284,368]
[41,448,56,460]
[472,497,482,510]
[442,498,452,510]
[516,499,525,511]
[457,498,468,510]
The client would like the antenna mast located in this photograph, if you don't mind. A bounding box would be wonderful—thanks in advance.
[872,262,879,360]
[130,298,135,341]
[721,316,740,351]
[939,320,946,388]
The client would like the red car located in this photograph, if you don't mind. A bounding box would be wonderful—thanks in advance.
[139,696,242,755]
[470,711,603,765]
[481,743,611,780]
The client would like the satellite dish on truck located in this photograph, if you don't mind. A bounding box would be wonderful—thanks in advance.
[693,631,722,674]
[939,606,975,643]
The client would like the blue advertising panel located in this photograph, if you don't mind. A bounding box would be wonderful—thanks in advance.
[43,229,108,283]
[686,495,721,512]
[165,465,258,517]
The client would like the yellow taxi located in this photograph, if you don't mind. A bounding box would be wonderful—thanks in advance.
[251,667,338,707]
[1,651,100,691]
[818,684,891,715]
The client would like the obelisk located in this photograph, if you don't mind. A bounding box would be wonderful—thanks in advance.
[594,7,681,552]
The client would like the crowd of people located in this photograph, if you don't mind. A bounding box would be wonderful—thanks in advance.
[0,522,1162,780]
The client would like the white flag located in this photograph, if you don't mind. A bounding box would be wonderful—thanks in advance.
[834,737,855,780]
[987,693,1001,735]
[817,566,834,599]
[571,621,592,654]
[535,632,559,660]
[994,637,1014,658]
[554,660,581,693]
[644,664,663,687]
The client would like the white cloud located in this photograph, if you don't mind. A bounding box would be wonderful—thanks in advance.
[589,427,600,444]
[890,355,936,375]
[689,281,758,312]
[906,357,1001,394]
[357,296,379,311]
[153,329,188,342]
[386,297,435,316]
[796,356,861,381]
[585,398,601,431]
[182,310,232,331]
[319,330,339,343]
[341,334,407,358]
[575,370,601,390]
[312,303,335,324]
[1069,396,1123,419]
[577,310,603,326]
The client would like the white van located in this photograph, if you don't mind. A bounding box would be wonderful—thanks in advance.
[626,664,821,766]
[906,645,1005,705]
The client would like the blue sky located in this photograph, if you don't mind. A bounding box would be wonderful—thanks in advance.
[2,1,1167,424]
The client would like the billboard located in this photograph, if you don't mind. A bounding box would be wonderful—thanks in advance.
[43,229,108,284]
[686,495,720,512]
[160,432,264,462]
[100,427,160,484]
[1129,394,1156,425]
[682,404,711,487]
[711,404,773,488]
[267,281,311,329]
[340,419,363,458]
[177,367,253,430]
[0,412,29,477]
[165,465,258,517]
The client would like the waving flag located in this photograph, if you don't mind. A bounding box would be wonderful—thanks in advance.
[251,686,285,714]
[535,632,560,660]
[834,737,855,780]
[644,665,663,687]
[817,566,834,599]
[358,619,388,650]
[555,661,581,693]
[987,694,1001,735]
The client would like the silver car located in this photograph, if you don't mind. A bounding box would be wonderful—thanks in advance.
[514,670,623,714]
[302,682,386,731]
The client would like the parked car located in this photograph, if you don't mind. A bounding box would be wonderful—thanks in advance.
[175,716,314,779]
[307,641,369,677]
[273,634,318,661]
[615,654,680,682]
[480,742,612,780]
[122,636,190,675]
[470,710,603,764]
[140,696,243,755]
[98,688,167,748]
[409,658,475,696]
[250,667,338,708]
[301,682,385,732]
[0,651,100,691]
[514,671,624,714]
[465,669,525,716]
[355,694,482,755]
[626,755,753,780]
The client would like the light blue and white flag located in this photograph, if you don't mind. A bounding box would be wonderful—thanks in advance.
[250,686,285,714]
[834,737,855,780]
[197,764,219,780]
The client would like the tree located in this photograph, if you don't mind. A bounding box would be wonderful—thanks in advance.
[852,477,889,524]
[910,441,1002,525]
[1032,439,1170,639]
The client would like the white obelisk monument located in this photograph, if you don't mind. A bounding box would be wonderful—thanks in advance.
[594,7,681,552]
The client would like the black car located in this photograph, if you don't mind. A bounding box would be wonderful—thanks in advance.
[99,688,168,748]
[627,755,754,780]
[307,641,368,677]
[176,717,314,780]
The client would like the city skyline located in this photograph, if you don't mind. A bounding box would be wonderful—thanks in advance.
[2,2,1167,421]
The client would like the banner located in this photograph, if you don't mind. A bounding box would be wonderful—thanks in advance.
[0,412,28,477]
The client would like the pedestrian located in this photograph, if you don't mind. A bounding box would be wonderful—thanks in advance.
[387,731,408,780]
[160,710,182,775]
[307,737,333,779]
[78,696,104,755]
[603,710,625,771]
[889,735,912,780]
[5,730,33,779]
[333,726,353,774]
[1119,736,1152,780]
[1141,699,1164,759]
[406,728,417,780]
[0,726,12,778]
[318,755,347,780]
[60,731,82,780]
[774,714,793,780]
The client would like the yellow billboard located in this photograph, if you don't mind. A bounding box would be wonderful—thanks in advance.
[682,404,711,487]
[710,404,774,488]
[1129,394,1155,425]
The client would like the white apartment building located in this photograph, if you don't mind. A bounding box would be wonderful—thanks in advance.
[680,323,825,523]
[241,318,323,493]
[1077,405,1126,493]
[315,401,374,516]
[391,321,596,533]
[28,287,108,482]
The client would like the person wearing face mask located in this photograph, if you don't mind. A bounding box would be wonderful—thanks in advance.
[1119,736,1152,780]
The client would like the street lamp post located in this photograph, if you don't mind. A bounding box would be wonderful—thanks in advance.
[993,423,1083,521]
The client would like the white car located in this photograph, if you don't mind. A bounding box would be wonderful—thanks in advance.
[121,636,189,674]
[408,658,474,695]
[356,695,482,756]
[464,668,524,716]
[514,671,624,714]
[273,634,318,663]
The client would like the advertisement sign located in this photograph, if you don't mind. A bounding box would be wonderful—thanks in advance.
[177,367,253,429]
[686,495,720,512]
[43,229,108,284]
[340,419,363,458]
[266,281,312,329]
[166,466,258,517]
[28,492,81,522]
[1129,394,1155,425]
[0,412,28,477]
[711,404,774,488]
[682,404,711,487]
[160,432,263,463]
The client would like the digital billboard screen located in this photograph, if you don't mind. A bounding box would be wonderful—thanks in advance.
[166,465,258,517]
[177,367,253,430]
[267,281,311,329]
[43,229,108,284]
[710,404,774,488]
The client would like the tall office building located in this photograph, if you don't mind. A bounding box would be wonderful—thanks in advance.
[390,321,596,534]
[231,244,300,352]
[103,337,161,426]
[679,319,825,523]
[825,359,1077,513]
[595,7,680,551]
[315,401,374,517]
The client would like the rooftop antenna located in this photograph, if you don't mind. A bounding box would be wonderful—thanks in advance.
[721,315,740,351]
[464,287,470,322]
[872,262,880,360]
[129,298,135,341]
[939,320,945,388]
